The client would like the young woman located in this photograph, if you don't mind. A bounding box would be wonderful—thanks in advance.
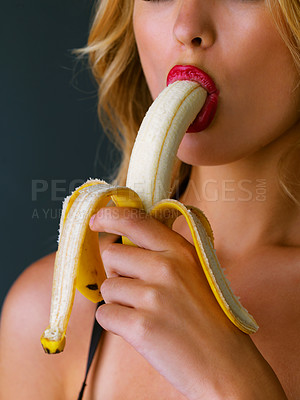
[1,0,299,399]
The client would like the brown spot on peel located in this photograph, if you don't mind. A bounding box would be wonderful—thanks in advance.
[86,283,99,290]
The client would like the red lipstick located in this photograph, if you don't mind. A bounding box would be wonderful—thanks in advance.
[167,65,219,132]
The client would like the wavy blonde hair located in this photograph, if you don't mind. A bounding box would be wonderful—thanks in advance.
[266,0,300,204]
[80,0,300,203]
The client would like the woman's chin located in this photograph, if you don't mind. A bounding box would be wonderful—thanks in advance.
[177,133,247,167]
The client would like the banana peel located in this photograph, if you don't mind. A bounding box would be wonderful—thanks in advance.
[41,81,258,354]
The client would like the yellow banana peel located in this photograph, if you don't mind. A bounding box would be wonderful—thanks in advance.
[41,81,258,354]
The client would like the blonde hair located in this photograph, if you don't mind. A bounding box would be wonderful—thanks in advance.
[266,0,300,205]
[80,0,300,203]
[78,0,152,186]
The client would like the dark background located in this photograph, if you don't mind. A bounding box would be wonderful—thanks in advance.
[0,0,119,310]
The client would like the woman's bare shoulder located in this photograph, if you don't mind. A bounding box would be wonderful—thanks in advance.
[0,253,63,398]
[0,234,115,399]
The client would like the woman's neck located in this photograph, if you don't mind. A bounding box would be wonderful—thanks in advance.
[178,122,300,262]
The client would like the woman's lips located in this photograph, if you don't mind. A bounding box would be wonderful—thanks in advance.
[166,65,219,132]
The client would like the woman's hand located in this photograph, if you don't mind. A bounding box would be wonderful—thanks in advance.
[89,207,287,400]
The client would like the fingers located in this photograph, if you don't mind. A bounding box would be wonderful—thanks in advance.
[89,207,187,252]
[101,276,150,308]
[100,276,166,315]
[91,207,200,283]
[96,303,138,339]
[96,302,157,352]
[101,242,158,281]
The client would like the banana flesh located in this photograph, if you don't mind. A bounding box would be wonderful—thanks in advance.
[41,81,258,354]
[41,182,143,353]
[126,80,206,211]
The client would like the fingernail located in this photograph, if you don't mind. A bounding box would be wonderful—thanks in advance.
[89,214,96,227]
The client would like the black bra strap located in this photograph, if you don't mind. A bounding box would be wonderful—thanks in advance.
[77,300,105,400]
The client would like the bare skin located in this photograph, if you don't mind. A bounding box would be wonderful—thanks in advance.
[1,223,300,399]
[1,0,300,398]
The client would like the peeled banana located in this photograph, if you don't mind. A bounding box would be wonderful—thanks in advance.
[41,80,258,354]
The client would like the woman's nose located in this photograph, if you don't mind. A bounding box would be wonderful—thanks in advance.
[173,0,216,50]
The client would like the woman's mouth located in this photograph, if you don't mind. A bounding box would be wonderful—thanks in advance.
[167,65,219,132]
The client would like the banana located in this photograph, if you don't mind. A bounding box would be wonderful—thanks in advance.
[41,80,258,354]
[126,81,205,211]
